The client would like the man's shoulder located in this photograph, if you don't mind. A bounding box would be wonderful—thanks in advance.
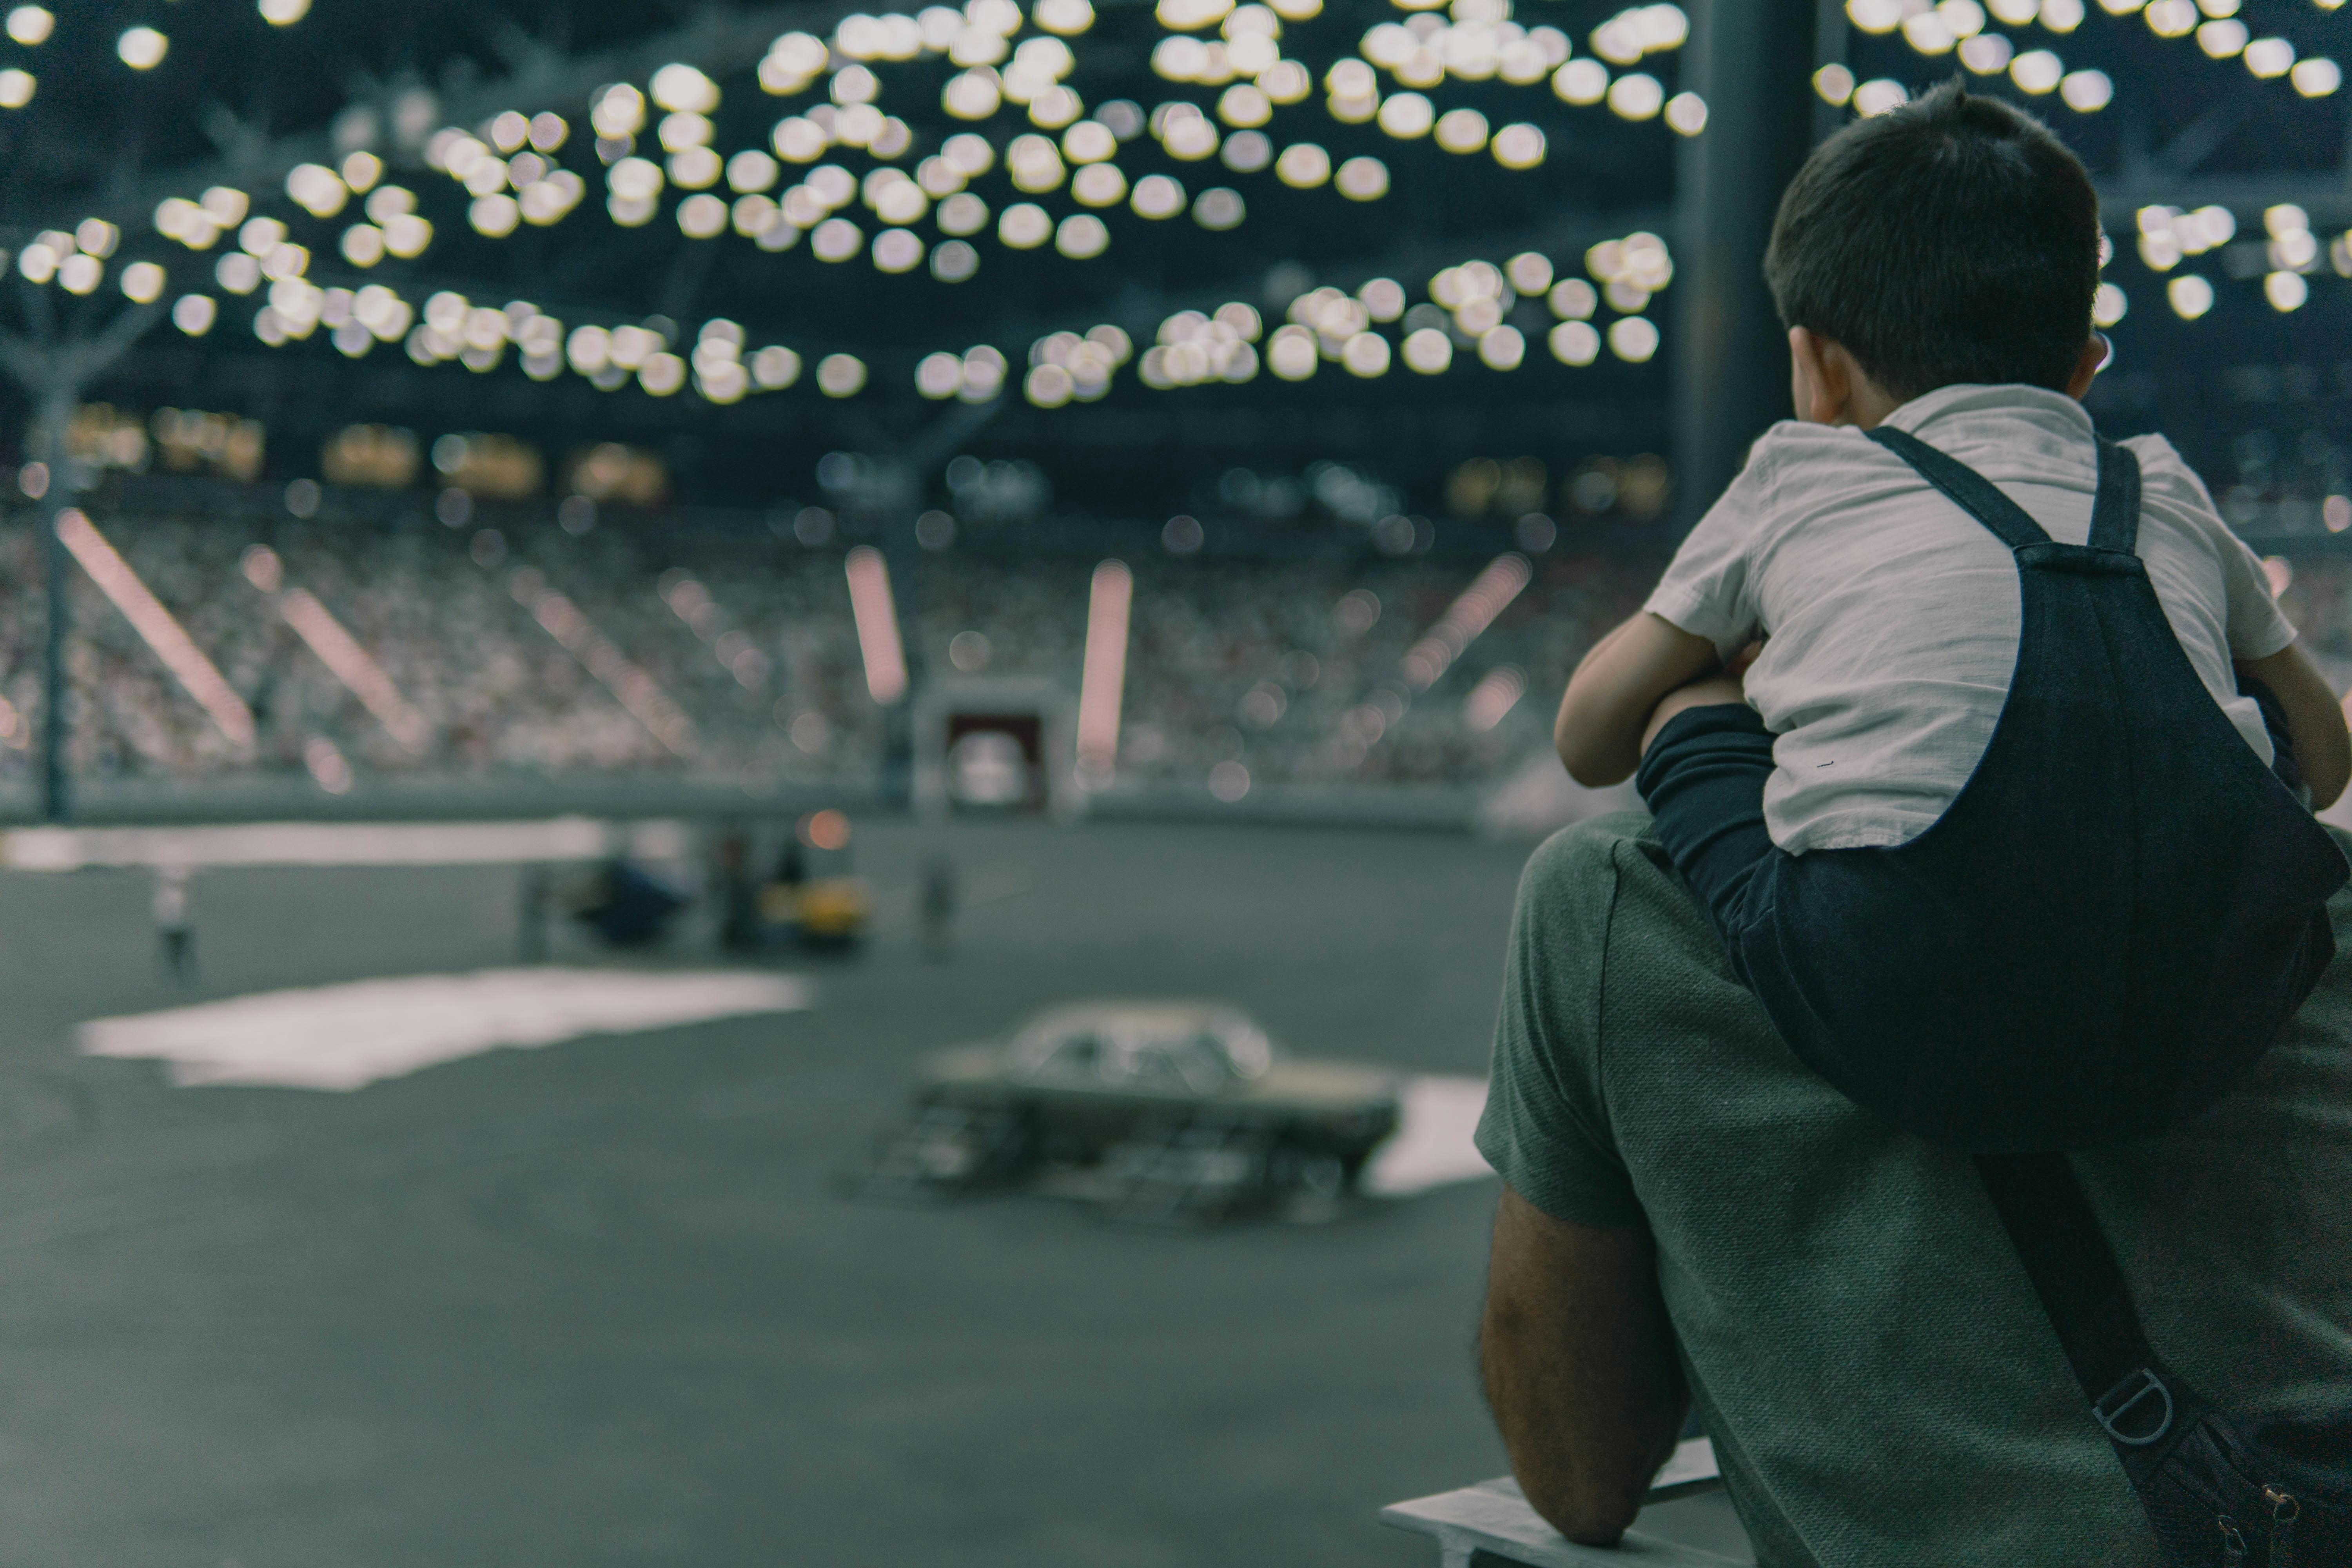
[1522,812,1715,953]
[1526,808,1681,881]
[1526,809,1654,868]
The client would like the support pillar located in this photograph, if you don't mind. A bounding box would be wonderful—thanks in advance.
[1811,0,1851,146]
[0,301,164,823]
[31,384,74,823]
[867,399,996,809]
[1671,0,1824,532]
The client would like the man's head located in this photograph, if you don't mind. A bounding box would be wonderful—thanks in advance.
[1765,78,2102,417]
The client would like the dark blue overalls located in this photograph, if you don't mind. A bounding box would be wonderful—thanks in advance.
[1639,426,2347,1153]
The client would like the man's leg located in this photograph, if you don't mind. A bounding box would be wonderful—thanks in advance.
[1633,687,1777,943]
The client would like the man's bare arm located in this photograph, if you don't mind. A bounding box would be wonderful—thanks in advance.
[1478,1183,1688,1546]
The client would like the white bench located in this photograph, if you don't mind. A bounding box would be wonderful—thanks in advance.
[1380,1438,1753,1566]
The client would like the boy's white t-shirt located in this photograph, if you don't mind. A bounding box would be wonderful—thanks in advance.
[1643,383,2297,855]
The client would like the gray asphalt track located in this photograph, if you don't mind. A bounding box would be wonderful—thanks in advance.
[0,818,1538,1566]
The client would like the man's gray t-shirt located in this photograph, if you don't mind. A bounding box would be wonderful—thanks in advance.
[1475,812,2352,1567]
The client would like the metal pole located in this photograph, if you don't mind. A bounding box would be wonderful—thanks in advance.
[32,381,74,823]
[869,403,993,809]
[1672,0,1822,532]
[1811,0,1851,147]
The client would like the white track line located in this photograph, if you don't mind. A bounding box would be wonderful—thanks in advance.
[5,818,690,871]
[80,967,811,1090]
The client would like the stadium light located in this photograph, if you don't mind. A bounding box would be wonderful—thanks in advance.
[55,508,255,752]
[85,0,1712,417]
[1075,557,1133,784]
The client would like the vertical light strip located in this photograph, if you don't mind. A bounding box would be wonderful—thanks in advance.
[275,588,432,753]
[1075,558,1133,780]
[511,572,697,758]
[844,546,908,704]
[55,508,256,751]
[1400,553,1533,691]
[1464,665,1528,732]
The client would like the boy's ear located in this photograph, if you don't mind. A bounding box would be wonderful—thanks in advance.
[2063,334,2107,400]
[1788,327,1848,425]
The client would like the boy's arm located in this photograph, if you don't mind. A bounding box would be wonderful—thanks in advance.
[2236,641,2351,809]
[1554,612,1722,787]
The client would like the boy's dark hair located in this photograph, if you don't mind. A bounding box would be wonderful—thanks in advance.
[1764,78,2100,403]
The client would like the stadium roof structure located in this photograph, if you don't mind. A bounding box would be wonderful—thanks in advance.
[0,0,2336,523]
[0,0,1692,520]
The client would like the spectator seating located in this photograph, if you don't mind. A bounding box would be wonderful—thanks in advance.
[0,504,1659,798]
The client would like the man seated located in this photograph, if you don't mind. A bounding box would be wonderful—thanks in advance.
[1474,810,2352,1563]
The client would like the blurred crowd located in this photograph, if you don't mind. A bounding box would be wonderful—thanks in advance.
[0,506,1665,797]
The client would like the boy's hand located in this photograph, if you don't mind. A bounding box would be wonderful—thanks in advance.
[1723,638,1766,680]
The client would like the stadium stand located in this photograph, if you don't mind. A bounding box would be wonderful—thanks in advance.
[0,505,1663,800]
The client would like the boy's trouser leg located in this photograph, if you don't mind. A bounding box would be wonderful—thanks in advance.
[1635,703,1778,942]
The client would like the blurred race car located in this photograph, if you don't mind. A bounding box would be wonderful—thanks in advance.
[758,875,870,947]
[754,811,870,949]
[864,1000,1403,1222]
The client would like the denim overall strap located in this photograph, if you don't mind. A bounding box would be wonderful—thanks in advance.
[1974,1150,2176,1443]
[2087,436,2141,554]
[1866,425,2054,549]
[1870,423,2144,555]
